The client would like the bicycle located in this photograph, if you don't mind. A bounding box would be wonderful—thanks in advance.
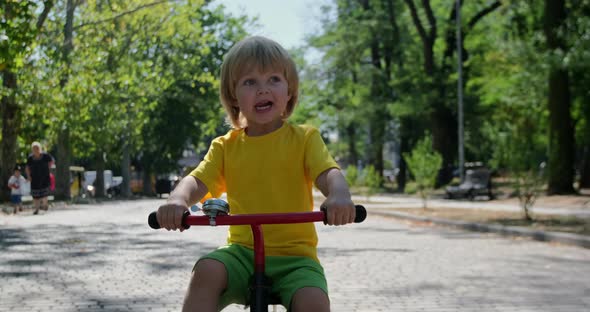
[148,198,367,312]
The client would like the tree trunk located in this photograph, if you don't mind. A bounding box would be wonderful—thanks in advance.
[346,124,358,167]
[0,70,19,202]
[360,0,387,181]
[579,80,590,189]
[544,0,576,194]
[397,136,408,193]
[95,152,105,198]
[143,165,153,196]
[54,0,76,200]
[55,129,71,200]
[431,104,456,186]
[121,142,132,197]
[404,0,456,187]
[579,146,590,189]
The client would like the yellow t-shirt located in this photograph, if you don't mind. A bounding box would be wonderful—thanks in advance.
[190,122,338,261]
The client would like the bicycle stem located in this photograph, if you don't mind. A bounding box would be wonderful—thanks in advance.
[250,224,270,311]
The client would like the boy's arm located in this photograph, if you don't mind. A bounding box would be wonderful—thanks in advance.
[315,168,355,225]
[157,175,209,231]
[7,177,15,189]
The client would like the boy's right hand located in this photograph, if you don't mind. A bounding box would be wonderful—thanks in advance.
[157,201,189,232]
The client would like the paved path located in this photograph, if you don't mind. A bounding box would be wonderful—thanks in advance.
[339,192,590,217]
[1,199,589,311]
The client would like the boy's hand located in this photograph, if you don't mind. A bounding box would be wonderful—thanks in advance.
[322,194,355,226]
[157,200,189,232]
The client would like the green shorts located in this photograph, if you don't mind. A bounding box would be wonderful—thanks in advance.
[196,244,328,310]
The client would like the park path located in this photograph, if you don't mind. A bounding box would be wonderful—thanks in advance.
[0,199,589,311]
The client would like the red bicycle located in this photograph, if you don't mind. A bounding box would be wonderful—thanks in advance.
[148,198,367,312]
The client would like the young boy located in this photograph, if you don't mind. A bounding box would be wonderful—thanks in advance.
[157,36,355,312]
[8,166,27,214]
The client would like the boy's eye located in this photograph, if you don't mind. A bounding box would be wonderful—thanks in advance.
[269,76,281,83]
[243,79,256,86]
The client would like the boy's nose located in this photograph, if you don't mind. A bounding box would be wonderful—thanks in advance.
[257,86,270,94]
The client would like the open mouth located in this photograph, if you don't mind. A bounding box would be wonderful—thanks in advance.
[255,101,273,112]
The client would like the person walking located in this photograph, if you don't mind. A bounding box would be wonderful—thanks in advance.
[26,141,54,215]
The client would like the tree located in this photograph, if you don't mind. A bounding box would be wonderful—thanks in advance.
[402,0,501,185]
[7,0,248,200]
[543,0,576,194]
[568,1,590,189]
[307,0,404,181]
[0,0,54,201]
[138,4,247,191]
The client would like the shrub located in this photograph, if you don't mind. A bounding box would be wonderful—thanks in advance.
[344,165,359,187]
[362,165,382,200]
[403,136,442,209]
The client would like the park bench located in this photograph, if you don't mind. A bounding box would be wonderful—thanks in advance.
[445,167,493,200]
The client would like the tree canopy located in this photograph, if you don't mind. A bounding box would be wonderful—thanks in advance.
[1,0,588,200]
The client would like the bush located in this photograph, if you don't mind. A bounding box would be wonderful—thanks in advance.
[403,136,442,209]
[362,165,382,199]
[344,165,359,187]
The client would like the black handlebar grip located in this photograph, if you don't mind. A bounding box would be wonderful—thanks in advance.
[148,211,191,230]
[321,205,367,224]
[354,205,367,223]
[148,212,160,229]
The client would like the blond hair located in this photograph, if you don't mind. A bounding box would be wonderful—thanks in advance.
[219,36,299,129]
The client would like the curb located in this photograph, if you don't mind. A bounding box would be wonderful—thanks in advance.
[370,210,590,249]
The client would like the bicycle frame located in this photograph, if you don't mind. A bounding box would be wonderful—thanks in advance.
[189,212,327,311]
[149,204,366,312]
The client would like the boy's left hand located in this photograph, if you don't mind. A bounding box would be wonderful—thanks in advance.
[322,195,355,226]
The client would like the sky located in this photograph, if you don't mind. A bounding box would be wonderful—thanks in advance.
[214,0,330,50]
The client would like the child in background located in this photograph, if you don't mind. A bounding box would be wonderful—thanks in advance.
[8,166,27,214]
[157,36,355,312]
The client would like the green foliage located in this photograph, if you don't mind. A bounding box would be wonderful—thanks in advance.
[360,165,382,199]
[10,0,247,173]
[486,117,547,220]
[344,165,359,187]
[3,0,589,200]
[403,136,442,209]
[0,1,49,72]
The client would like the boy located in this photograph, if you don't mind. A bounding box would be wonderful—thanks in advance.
[8,166,27,214]
[157,36,355,312]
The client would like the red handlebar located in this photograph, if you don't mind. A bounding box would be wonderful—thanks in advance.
[148,205,366,229]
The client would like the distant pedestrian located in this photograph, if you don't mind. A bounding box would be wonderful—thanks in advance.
[7,166,27,214]
[26,141,54,215]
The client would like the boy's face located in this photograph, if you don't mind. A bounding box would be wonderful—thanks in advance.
[234,68,291,134]
[14,170,20,177]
